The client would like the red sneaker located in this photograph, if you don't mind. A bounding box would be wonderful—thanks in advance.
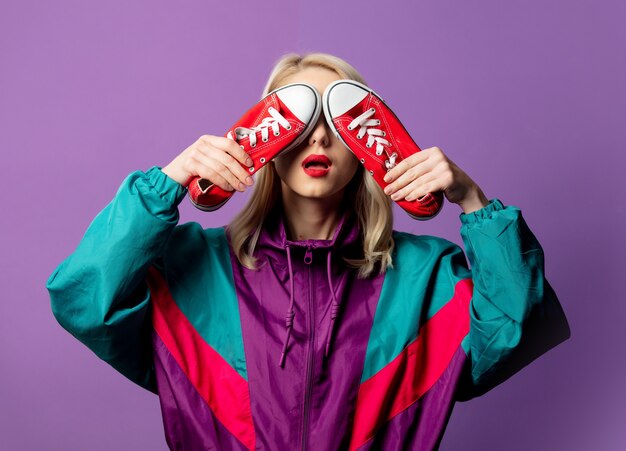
[188,83,322,211]
[323,80,444,220]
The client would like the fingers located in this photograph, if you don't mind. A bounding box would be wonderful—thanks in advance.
[383,151,429,184]
[390,172,438,202]
[383,154,433,196]
[188,135,255,192]
[383,147,450,202]
[203,135,254,168]
[193,150,250,193]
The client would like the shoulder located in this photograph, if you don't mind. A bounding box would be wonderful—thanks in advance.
[390,230,469,276]
[392,230,463,257]
[155,223,234,292]
[386,230,472,304]
[164,222,230,263]
[168,222,228,244]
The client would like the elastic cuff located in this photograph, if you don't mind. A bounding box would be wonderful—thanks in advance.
[144,166,187,206]
[459,198,505,225]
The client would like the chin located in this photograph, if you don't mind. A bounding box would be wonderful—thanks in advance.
[297,188,337,200]
[285,183,342,201]
[278,172,353,202]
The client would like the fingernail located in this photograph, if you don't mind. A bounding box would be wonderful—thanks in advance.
[391,193,400,201]
[246,158,253,167]
[384,175,391,182]
[238,182,245,191]
[245,176,253,185]
[384,187,393,195]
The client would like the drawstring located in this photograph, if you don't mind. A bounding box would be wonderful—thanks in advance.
[279,245,343,367]
[324,249,340,359]
[279,245,296,368]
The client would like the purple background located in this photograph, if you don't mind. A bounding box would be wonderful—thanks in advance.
[1,0,624,449]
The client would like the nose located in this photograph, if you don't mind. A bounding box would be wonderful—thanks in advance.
[307,116,330,147]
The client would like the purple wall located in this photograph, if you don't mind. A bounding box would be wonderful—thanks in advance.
[1,0,624,449]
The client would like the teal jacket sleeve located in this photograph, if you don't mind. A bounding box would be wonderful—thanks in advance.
[453,198,571,400]
[46,167,187,392]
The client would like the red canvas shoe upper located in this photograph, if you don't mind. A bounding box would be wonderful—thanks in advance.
[188,83,321,211]
[323,80,443,220]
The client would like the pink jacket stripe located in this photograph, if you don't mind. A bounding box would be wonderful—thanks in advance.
[148,267,256,450]
[349,278,473,450]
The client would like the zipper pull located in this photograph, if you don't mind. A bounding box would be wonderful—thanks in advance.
[304,246,313,265]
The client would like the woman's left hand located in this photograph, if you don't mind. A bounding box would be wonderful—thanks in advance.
[382,146,490,214]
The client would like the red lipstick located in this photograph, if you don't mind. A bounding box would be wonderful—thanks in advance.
[302,154,332,177]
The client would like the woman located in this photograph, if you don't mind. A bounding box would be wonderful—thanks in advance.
[47,53,570,450]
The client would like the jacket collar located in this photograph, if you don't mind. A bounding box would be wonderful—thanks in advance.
[254,202,362,368]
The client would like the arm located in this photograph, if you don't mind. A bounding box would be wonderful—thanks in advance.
[454,198,571,400]
[381,145,570,398]
[46,167,186,392]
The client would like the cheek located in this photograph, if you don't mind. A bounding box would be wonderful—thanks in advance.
[273,154,298,180]
[341,155,360,181]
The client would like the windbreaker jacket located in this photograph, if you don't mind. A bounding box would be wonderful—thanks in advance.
[47,167,570,450]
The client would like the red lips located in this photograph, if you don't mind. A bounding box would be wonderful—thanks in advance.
[302,154,332,168]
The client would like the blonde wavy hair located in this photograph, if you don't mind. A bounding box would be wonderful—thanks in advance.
[227,52,394,278]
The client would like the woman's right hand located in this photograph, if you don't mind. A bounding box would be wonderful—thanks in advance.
[161,135,255,192]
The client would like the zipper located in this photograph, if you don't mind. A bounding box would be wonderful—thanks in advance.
[301,245,314,451]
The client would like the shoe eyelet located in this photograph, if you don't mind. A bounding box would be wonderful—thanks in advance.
[347,125,354,131]
[369,170,374,175]
[239,145,245,149]
[382,131,386,137]
[376,120,381,125]
[262,137,268,143]
[360,158,365,164]
[249,167,255,172]
[286,124,292,130]
[250,143,256,148]
[274,131,280,136]
[370,108,375,113]
[260,157,266,163]
[366,143,372,148]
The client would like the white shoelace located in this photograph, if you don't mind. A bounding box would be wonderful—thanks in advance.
[347,108,398,170]
[227,106,291,147]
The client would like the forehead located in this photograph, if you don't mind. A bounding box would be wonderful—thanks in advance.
[281,66,342,96]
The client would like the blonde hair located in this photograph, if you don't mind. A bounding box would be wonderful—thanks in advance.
[227,52,394,278]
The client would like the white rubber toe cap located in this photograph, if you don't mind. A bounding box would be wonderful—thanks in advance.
[324,80,369,118]
[275,84,320,124]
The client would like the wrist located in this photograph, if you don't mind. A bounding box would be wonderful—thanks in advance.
[161,162,192,187]
[458,186,489,214]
